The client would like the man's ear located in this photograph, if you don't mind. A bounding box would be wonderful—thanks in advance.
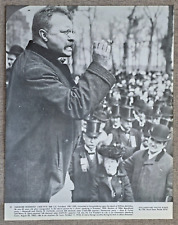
[83,133,86,141]
[39,29,48,42]
[163,142,167,148]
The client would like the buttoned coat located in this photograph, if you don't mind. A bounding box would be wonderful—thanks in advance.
[90,164,134,202]
[5,41,115,203]
[124,149,173,202]
[69,145,100,202]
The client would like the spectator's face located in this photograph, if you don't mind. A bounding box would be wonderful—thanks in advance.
[7,54,17,68]
[143,136,149,147]
[46,13,74,57]
[103,157,119,176]
[111,117,120,129]
[83,134,100,151]
[121,118,132,131]
[148,137,165,153]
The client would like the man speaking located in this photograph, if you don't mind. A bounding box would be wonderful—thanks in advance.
[5,6,115,203]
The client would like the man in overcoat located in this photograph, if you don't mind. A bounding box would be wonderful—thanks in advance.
[109,105,141,159]
[69,119,106,202]
[5,6,116,203]
[124,124,173,202]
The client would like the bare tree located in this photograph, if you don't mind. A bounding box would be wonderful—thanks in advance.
[143,6,162,72]
[161,6,173,76]
[122,6,137,73]
[87,6,97,61]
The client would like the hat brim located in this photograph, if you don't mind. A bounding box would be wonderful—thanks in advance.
[149,131,171,142]
[121,117,135,122]
[6,51,18,56]
[86,132,100,138]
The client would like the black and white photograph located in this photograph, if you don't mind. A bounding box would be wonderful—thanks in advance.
[5,5,173,220]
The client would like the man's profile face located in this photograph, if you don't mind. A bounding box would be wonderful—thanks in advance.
[46,13,74,57]
[7,54,17,68]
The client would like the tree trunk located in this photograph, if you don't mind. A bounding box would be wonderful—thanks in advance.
[122,6,136,73]
[165,6,173,76]
[146,20,154,72]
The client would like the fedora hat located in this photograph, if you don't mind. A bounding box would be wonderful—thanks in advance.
[6,45,24,56]
[98,145,123,160]
[150,124,171,142]
[120,106,135,122]
[85,119,101,138]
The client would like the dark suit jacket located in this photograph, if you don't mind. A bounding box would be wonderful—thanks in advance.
[5,41,115,203]
[69,145,100,202]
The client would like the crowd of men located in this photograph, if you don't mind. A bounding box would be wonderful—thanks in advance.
[69,69,173,202]
[6,42,173,203]
[5,6,173,204]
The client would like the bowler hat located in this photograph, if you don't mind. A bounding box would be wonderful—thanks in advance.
[160,118,173,129]
[161,106,173,118]
[134,99,147,114]
[143,105,154,119]
[6,45,24,56]
[98,145,123,160]
[85,119,101,138]
[150,124,171,142]
[120,106,135,122]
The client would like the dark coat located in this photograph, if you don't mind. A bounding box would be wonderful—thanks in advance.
[90,164,134,202]
[5,41,115,203]
[110,127,141,159]
[69,145,100,202]
[124,149,173,202]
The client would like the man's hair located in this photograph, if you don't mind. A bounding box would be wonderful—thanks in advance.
[32,6,71,40]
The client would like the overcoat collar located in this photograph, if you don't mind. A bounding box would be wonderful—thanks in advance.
[26,41,76,87]
[26,40,60,62]
[142,149,166,162]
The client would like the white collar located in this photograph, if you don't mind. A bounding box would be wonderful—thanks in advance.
[148,148,163,159]
[84,145,96,155]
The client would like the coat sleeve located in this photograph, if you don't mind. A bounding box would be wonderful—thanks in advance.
[123,155,135,181]
[165,167,173,202]
[89,176,99,202]
[123,175,134,202]
[25,61,116,119]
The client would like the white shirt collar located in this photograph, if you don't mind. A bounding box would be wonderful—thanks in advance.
[148,148,163,159]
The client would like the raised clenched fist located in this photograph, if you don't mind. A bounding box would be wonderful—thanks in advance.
[92,40,112,70]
